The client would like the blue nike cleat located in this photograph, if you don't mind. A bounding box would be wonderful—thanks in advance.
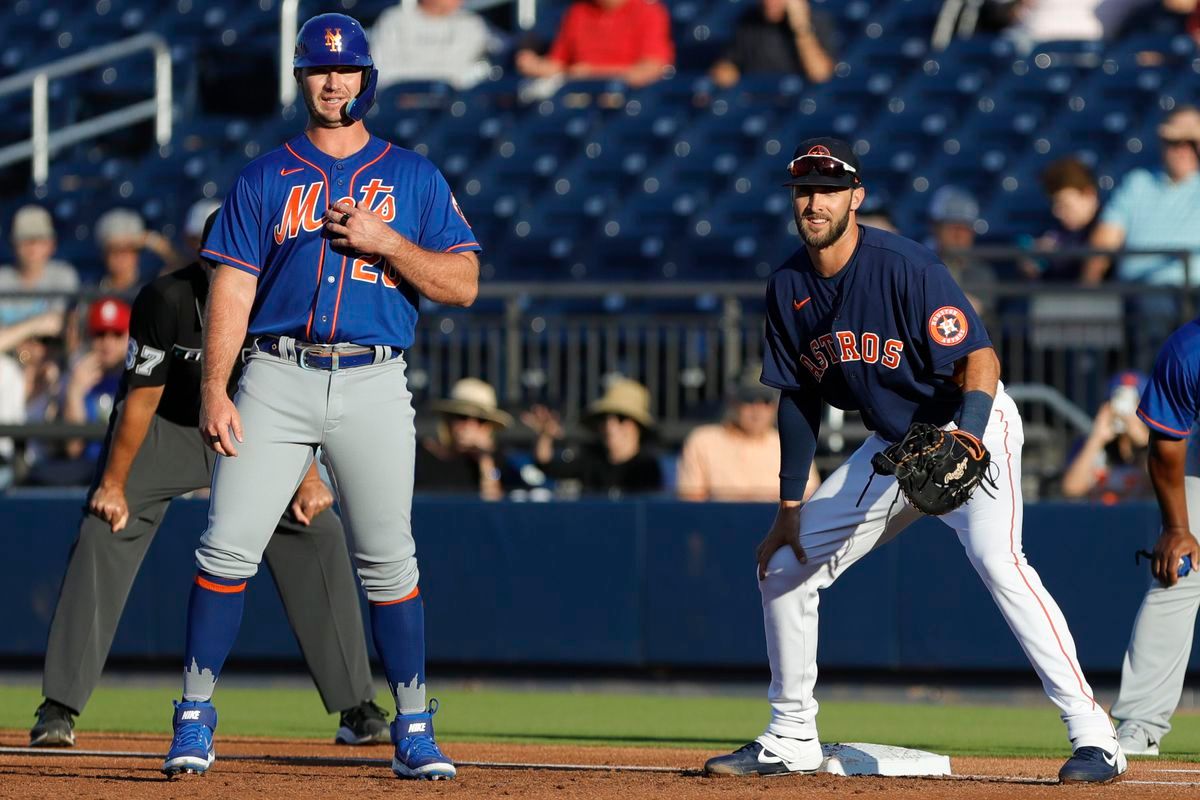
[1058,745,1127,784]
[162,700,217,777]
[390,699,456,780]
[704,736,824,776]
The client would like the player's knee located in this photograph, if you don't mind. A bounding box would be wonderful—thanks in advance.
[194,544,260,580]
[965,549,1022,581]
[759,549,815,595]
[358,556,419,603]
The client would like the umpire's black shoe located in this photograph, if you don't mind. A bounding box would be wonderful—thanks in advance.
[30,699,77,747]
[1058,745,1128,784]
[335,700,391,745]
[704,737,823,776]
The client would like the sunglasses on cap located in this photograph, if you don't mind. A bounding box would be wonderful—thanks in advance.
[786,154,860,184]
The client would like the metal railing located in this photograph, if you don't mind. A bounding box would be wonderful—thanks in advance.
[279,0,537,109]
[0,33,172,187]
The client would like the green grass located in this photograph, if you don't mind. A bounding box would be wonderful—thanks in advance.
[3,683,1199,759]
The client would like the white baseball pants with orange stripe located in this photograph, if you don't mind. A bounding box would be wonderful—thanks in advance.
[760,388,1118,749]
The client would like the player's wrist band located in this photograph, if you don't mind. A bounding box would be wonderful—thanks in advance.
[956,390,993,440]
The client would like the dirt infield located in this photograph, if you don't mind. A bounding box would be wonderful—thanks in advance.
[1,731,1197,799]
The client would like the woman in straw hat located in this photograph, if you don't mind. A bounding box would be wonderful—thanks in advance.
[416,378,522,500]
[523,377,662,497]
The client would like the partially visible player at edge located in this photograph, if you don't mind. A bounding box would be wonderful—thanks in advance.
[1109,318,1200,757]
[702,138,1125,784]
[162,13,479,780]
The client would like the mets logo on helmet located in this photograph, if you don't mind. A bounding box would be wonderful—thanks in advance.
[325,29,343,53]
[808,144,831,156]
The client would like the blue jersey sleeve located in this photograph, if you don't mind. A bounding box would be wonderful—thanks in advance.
[761,279,805,391]
[201,170,264,277]
[1138,329,1200,439]
[418,168,481,254]
[918,263,990,370]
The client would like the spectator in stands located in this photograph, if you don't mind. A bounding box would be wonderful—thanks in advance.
[926,186,995,313]
[0,353,23,488]
[0,205,78,328]
[25,299,129,486]
[709,0,836,88]
[181,199,222,265]
[1062,371,1152,503]
[515,0,674,88]
[93,209,179,299]
[676,368,820,502]
[415,378,524,499]
[1165,0,1200,44]
[1024,157,1101,282]
[1001,0,1156,50]
[524,377,663,496]
[1085,107,1200,286]
[372,0,494,89]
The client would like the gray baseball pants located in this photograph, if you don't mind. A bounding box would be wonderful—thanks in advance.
[1111,475,1200,746]
[197,345,418,602]
[42,412,374,714]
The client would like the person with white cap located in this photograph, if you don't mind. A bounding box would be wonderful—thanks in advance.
[416,378,523,499]
[92,208,180,299]
[524,377,663,497]
[926,186,995,315]
[181,199,223,265]
[0,204,79,332]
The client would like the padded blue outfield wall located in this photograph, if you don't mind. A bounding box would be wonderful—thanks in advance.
[0,495,1184,672]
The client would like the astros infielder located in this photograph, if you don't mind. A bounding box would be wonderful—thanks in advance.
[161,13,479,780]
[703,138,1125,784]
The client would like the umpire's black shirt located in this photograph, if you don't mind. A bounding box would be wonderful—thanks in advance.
[118,262,234,427]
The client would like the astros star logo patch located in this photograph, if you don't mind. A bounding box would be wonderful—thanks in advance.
[807,144,831,157]
[325,28,343,52]
[928,306,968,346]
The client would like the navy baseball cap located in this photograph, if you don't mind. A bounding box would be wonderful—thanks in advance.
[783,137,863,189]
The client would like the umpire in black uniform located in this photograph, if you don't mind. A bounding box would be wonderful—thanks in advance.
[32,212,388,747]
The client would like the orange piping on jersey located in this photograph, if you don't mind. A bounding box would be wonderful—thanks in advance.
[200,249,260,273]
[329,144,393,341]
[284,142,331,340]
[372,586,420,605]
[998,408,1099,710]
[195,575,247,593]
[445,242,480,252]
[1137,408,1189,437]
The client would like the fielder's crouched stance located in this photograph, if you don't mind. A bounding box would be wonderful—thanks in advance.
[703,139,1125,784]
[162,13,480,780]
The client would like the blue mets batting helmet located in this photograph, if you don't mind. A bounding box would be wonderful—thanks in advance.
[293,13,377,122]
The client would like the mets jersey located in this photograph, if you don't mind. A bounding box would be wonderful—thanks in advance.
[1137,317,1200,475]
[201,133,480,348]
[761,225,991,443]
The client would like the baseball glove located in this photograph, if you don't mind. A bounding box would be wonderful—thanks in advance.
[869,423,994,516]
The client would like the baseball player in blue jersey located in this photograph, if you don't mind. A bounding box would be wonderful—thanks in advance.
[1109,319,1200,757]
[703,139,1125,783]
[161,13,479,780]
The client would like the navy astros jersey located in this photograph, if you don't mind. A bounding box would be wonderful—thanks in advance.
[761,224,990,443]
[202,133,480,349]
[1138,317,1200,441]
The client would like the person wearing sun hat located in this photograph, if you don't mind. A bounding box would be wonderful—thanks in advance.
[524,377,662,497]
[415,378,523,499]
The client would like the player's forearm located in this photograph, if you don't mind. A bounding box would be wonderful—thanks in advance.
[958,347,1000,397]
[385,239,479,306]
[202,266,255,395]
[1149,434,1190,530]
[779,391,820,502]
[100,385,165,489]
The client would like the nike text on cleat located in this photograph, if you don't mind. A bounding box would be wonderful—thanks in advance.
[1058,745,1127,784]
[704,739,823,776]
[162,700,217,777]
[391,700,456,780]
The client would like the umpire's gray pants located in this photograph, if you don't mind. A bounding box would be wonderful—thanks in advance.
[1111,475,1200,745]
[42,412,375,714]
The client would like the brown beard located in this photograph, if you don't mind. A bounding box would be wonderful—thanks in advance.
[798,204,852,249]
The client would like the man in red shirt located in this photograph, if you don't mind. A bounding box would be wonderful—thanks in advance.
[515,0,674,87]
